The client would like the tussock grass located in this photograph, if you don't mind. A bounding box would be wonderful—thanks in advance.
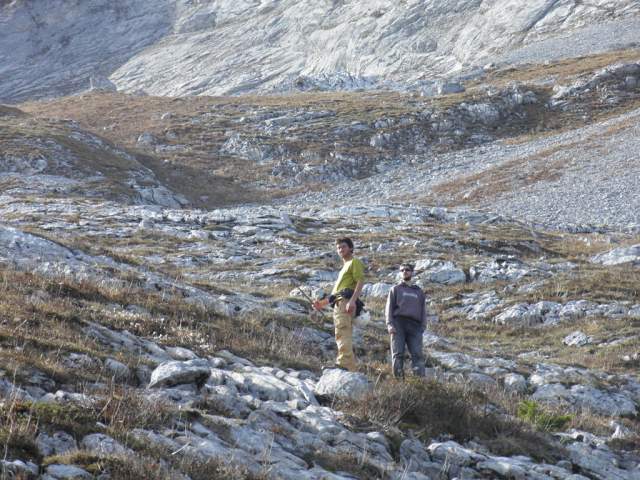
[337,378,563,462]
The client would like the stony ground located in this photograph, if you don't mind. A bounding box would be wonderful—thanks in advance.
[1,42,640,480]
[0,190,639,478]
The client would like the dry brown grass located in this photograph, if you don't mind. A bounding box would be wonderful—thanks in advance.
[0,262,321,379]
[42,448,266,480]
[472,48,640,88]
[19,91,415,208]
[0,263,325,475]
[433,314,640,375]
[337,378,563,463]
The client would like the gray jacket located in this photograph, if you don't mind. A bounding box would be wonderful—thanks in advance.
[385,282,427,329]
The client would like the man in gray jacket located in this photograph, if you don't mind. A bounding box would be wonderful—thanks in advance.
[385,263,426,378]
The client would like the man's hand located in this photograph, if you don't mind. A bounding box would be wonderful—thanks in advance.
[387,325,396,335]
[312,298,328,311]
[345,300,356,315]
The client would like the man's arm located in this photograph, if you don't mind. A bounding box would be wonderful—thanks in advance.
[385,287,396,334]
[345,280,364,315]
[420,290,427,329]
[345,259,365,315]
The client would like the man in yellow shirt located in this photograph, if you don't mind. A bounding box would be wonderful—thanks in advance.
[313,237,365,371]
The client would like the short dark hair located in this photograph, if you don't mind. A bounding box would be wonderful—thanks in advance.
[400,263,414,271]
[336,237,354,251]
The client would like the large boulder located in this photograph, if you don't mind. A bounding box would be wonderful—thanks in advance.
[569,386,637,417]
[314,369,372,400]
[148,359,211,388]
[567,442,637,480]
[503,373,528,394]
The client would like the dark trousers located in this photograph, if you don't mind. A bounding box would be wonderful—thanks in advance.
[391,319,425,378]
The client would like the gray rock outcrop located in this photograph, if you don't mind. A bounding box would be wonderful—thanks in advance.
[148,359,211,388]
[314,369,372,400]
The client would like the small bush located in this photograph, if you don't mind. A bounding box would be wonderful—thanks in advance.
[517,400,572,432]
[338,379,563,462]
[337,379,487,441]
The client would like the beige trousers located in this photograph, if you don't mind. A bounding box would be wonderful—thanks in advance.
[333,299,357,371]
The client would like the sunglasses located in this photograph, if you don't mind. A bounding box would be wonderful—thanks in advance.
[400,268,413,272]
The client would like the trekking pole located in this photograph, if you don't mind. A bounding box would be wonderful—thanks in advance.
[296,286,327,321]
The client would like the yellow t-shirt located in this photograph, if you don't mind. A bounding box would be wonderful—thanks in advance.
[332,258,365,294]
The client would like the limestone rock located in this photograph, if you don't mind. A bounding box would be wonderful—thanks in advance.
[314,369,372,400]
[415,259,466,285]
[148,359,211,388]
[0,460,38,478]
[81,433,133,456]
[563,331,593,347]
[591,244,640,266]
[104,358,130,379]
[36,431,78,457]
[362,282,393,298]
[88,76,117,92]
[503,373,528,394]
[427,440,484,466]
[569,385,637,417]
[3,0,639,102]
[42,464,93,480]
[166,346,199,361]
[567,442,637,480]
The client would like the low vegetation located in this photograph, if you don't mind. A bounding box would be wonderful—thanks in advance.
[337,379,564,463]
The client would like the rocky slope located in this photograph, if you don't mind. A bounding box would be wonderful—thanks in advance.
[2,0,640,102]
[1,3,640,479]
[0,187,639,478]
[14,53,640,229]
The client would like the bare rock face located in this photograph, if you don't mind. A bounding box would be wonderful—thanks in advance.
[0,1,172,102]
[2,0,639,102]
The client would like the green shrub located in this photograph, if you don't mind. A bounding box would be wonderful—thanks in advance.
[517,400,572,432]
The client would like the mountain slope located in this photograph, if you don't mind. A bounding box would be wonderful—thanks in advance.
[1,0,639,102]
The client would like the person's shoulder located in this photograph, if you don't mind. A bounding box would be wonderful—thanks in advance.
[351,257,365,268]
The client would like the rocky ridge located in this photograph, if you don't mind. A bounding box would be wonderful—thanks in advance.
[1,0,640,102]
